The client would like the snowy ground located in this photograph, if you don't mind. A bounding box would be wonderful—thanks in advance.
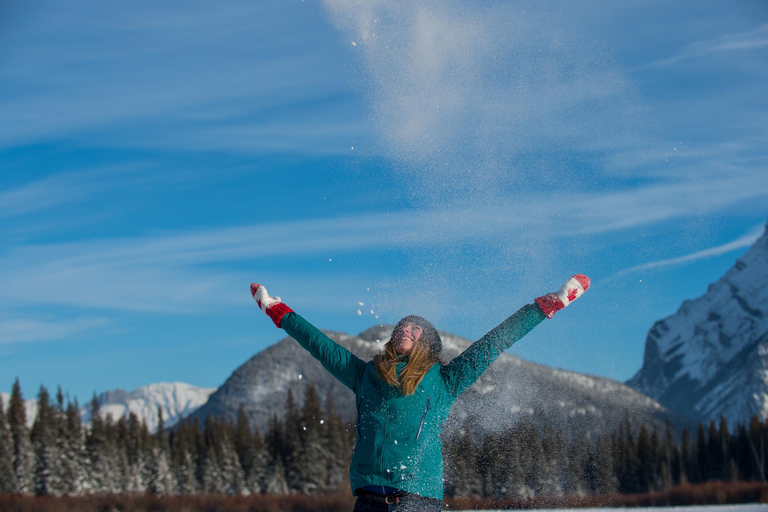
[467,505,767,512]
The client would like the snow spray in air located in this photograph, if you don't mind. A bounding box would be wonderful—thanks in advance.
[321,0,640,428]
[321,0,639,203]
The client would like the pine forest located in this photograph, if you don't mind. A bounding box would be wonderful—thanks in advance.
[1,379,766,499]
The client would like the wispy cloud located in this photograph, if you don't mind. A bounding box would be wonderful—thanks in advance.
[603,139,765,177]
[0,317,110,344]
[640,23,768,69]
[0,0,363,154]
[612,224,765,278]
[0,165,149,219]
[0,174,97,218]
[1,168,766,314]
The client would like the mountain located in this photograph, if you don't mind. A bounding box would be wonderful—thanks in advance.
[81,382,216,432]
[2,382,214,432]
[191,322,688,439]
[628,221,768,426]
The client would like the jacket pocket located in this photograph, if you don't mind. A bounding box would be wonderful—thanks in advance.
[414,396,431,442]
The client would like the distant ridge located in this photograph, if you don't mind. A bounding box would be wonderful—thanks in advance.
[3,382,215,432]
[81,381,216,431]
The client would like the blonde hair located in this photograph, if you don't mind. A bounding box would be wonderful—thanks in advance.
[374,335,439,396]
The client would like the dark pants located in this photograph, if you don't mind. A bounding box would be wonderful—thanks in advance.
[352,493,442,512]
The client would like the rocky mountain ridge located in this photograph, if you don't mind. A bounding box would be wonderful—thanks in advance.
[628,221,768,425]
[191,320,688,439]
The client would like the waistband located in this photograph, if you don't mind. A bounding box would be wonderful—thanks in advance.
[356,487,406,504]
[354,488,442,507]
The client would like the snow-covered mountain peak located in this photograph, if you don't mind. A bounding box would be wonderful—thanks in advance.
[358,324,393,343]
[629,222,768,424]
[3,382,214,432]
[82,381,216,432]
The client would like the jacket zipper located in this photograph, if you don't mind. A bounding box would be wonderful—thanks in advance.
[378,388,390,483]
[415,396,431,442]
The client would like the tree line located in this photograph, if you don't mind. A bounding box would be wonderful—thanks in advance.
[444,414,767,499]
[0,380,353,496]
[1,379,766,498]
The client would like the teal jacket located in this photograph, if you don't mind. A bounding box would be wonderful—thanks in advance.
[280,303,545,499]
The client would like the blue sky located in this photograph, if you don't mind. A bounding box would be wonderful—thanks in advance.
[2,0,767,403]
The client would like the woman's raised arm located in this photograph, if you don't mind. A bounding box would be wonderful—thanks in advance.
[440,274,590,398]
[251,283,366,393]
[440,303,545,398]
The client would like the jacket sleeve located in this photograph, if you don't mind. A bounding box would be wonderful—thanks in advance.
[440,303,545,398]
[280,312,366,393]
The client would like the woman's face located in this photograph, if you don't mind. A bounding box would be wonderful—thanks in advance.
[395,322,424,355]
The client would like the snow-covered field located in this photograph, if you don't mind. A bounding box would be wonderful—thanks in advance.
[468,506,767,512]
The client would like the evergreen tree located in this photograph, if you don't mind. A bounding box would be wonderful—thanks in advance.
[234,405,268,494]
[9,379,34,494]
[250,428,270,493]
[147,408,174,495]
[170,420,199,495]
[199,444,222,493]
[444,430,481,498]
[560,431,584,495]
[122,412,146,492]
[323,391,349,490]
[298,384,328,492]
[660,421,674,489]
[200,415,225,493]
[86,396,119,493]
[265,413,284,463]
[52,387,72,494]
[718,415,732,481]
[60,400,87,495]
[649,425,663,490]
[679,428,692,484]
[281,390,303,491]
[615,417,638,493]
[747,416,766,483]
[540,426,566,496]
[490,429,519,498]
[113,418,131,493]
[264,414,289,494]
[477,431,503,498]
[593,437,618,494]
[610,429,622,489]
[442,433,460,497]
[214,417,246,495]
[263,451,289,494]
[233,407,253,458]
[0,396,19,493]
[520,423,545,497]
[696,423,708,483]
[707,419,723,481]
[55,387,64,411]
[635,424,653,492]
[31,386,64,495]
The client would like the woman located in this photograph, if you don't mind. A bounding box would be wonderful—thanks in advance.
[250,274,590,511]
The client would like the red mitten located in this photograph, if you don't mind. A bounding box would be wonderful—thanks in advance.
[250,283,294,328]
[535,274,590,319]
